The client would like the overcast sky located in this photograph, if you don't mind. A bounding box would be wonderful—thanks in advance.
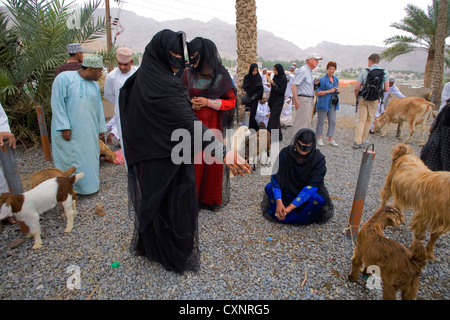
[98,0,432,49]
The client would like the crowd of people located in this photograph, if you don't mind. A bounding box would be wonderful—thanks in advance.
[1,29,448,275]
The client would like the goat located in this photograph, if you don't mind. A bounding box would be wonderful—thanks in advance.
[348,206,427,300]
[372,97,433,146]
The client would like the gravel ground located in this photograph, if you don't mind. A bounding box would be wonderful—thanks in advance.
[0,103,448,301]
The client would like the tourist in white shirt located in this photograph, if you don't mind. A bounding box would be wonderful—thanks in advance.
[104,47,138,146]
[260,68,271,98]
[280,71,295,127]
[292,53,322,132]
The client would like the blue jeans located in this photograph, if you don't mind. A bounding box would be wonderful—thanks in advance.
[264,182,325,224]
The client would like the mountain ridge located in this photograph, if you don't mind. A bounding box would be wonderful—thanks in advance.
[0,6,427,71]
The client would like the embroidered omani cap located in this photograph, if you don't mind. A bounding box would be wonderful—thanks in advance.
[82,54,104,68]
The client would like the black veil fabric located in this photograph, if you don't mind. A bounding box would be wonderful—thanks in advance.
[242,63,263,100]
[185,37,236,129]
[183,37,236,210]
[272,128,334,224]
[186,37,234,96]
[119,29,224,273]
[242,63,264,132]
[420,102,450,171]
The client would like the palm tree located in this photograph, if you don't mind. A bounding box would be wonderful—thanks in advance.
[0,0,105,144]
[431,0,448,105]
[381,0,450,88]
[235,0,258,123]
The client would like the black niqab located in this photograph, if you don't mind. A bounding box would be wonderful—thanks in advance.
[119,29,202,165]
[276,129,322,195]
[185,37,235,98]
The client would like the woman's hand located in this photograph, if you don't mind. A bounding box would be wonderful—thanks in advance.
[191,96,208,110]
[223,150,251,177]
[275,199,286,220]
[285,203,297,214]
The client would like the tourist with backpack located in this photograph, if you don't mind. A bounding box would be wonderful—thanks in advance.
[352,53,389,149]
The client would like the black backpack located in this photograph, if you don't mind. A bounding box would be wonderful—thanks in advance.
[359,68,385,101]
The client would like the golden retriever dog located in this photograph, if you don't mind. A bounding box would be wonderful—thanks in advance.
[30,166,76,188]
[348,206,427,300]
[372,97,433,146]
[380,143,450,260]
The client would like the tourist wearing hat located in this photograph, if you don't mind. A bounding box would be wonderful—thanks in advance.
[292,53,322,133]
[54,43,84,77]
[51,54,107,195]
[104,47,137,149]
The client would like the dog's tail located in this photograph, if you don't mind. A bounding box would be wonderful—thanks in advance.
[392,143,413,163]
[409,238,427,269]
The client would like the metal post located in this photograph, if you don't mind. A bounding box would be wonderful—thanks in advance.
[346,144,376,241]
[243,107,250,127]
[0,139,29,234]
[36,105,52,161]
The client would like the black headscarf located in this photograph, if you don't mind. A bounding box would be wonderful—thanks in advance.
[119,29,203,165]
[270,64,288,96]
[185,37,235,98]
[274,128,325,196]
[242,63,263,100]
[268,63,287,99]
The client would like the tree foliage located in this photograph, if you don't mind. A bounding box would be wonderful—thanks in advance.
[0,0,105,145]
[381,0,450,87]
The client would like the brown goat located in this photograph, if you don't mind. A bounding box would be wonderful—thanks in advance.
[372,97,433,146]
[99,138,117,162]
[30,166,76,188]
[380,143,450,261]
[348,206,427,300]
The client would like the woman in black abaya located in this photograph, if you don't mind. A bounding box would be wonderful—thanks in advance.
[119,29,250,274]
[242,63,264,132]
[267,64,287,141]
[420,101,450,171]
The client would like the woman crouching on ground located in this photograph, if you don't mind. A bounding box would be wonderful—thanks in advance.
[262,128,333,224]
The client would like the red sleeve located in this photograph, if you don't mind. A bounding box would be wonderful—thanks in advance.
[219,88,237,110]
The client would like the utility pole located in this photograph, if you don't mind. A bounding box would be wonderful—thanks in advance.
[105,0,113,72]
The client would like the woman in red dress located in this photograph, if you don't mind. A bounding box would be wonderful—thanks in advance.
[181,37,236,211]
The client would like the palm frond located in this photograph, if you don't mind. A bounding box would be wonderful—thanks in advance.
[381,43,416,62]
